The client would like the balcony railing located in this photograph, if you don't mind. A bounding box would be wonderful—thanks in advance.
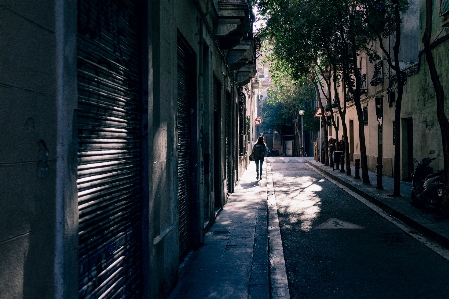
[370,61,383,86]
[358,69,367,93]
[216,0,252,49]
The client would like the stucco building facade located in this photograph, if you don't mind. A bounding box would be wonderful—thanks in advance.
[322,0,448,181]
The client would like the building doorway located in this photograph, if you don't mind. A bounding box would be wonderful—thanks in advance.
[213,77,222,210]
[402,118,414,181]
[177,34,198,263]
[349,120,354,161]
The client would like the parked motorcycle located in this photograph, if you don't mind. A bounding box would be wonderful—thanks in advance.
[411,150,443,208]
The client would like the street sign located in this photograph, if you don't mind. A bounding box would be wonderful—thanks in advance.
[314,108,331,118]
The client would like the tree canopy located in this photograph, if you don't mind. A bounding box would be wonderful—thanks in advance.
[255,0,410,182]
[260,66,318,134]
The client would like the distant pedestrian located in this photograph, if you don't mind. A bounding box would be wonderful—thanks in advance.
[338,139,345,152]
[252,137,267,180]
[328,137,336,165]
[328,137,336,153]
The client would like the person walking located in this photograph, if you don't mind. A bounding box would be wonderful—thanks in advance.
[252,137,267,180]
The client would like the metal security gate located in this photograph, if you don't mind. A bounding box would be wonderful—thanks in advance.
[213,77,222,208]
[177,37,196,262]
[225,92,232,194]
[77,0,143,297]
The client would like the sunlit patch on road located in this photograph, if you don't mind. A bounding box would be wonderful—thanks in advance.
[271,171,322,232]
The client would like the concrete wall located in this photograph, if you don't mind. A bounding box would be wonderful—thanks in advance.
[0,1,78,298]
[147,0,179,296]
[401,48,449,174]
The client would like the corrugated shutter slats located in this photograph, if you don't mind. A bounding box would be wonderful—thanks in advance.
[177,41,193,262]
[77,0,143,298]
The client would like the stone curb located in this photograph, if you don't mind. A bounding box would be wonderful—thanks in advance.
[249,180,270,299]
[266,163,290,299]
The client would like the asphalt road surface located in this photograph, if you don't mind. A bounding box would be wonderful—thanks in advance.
[267,157,449,299]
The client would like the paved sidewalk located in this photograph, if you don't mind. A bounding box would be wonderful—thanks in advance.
[307,158,449,249]
[168,162,288,299]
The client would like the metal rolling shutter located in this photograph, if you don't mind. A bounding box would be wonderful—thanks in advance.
[77,1,143,297]
[213,77,221,207]
[225,92,232,194]
[177,41,194,262]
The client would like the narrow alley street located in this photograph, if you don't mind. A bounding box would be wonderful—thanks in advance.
[170,157,449,299]
[5,1,449,298]
[271,158,449,298]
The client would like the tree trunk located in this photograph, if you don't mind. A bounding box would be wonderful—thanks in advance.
[341,118,350,175]
[393,87,402,196]
[315,81,329,165]
[423,0,449,215]
[392,0,404,196]
[355,102,370,183]
[341,113,351,175]
[332,66,350,175]
[322,110,329,166]
[351,45,370,183]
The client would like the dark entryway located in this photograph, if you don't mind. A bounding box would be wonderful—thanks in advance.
[213,77,222,210]
[177,34,198,263]
[403,118,414,181]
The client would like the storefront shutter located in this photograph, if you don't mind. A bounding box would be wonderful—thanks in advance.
[177,39,195,262]
[77,1,143,297]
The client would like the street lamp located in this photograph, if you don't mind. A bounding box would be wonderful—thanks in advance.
[299,110,305,156]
